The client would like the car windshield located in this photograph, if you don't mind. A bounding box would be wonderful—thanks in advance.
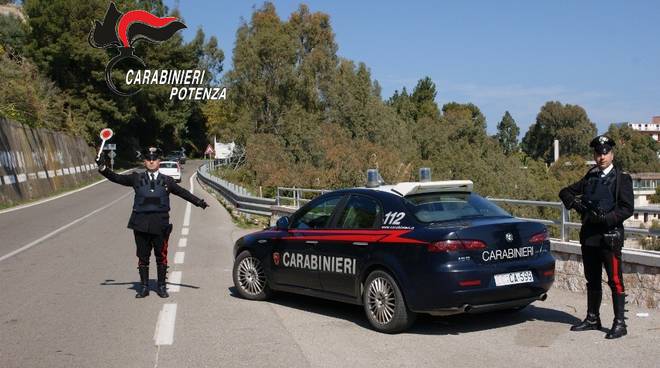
[404,192,510,223]
[159,162,178,169]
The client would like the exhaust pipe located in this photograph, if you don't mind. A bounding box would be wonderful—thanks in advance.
[462,304,472,313]
[538,293,548,301]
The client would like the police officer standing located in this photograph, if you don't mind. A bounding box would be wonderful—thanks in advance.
[96,147,208,298]
[559,135,634,339]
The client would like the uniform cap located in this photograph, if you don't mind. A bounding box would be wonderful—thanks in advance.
[589,135,615,154]
[141,147,162,161]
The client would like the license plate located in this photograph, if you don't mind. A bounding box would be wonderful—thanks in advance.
[494,270,534,286]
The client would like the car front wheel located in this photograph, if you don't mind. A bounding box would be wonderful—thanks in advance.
[363,270,416,333]
[232,250,272,301]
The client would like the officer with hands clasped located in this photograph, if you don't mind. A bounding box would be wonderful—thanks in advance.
[559,135,634,339]
[96,147,208,298]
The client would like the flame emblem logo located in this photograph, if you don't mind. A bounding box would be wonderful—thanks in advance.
[88,2,186,96]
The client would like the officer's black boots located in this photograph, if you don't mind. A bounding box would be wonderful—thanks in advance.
[136,266,150,298]
[571,290,602,331]
[156,264,169,298]
[606,294,627,339]
[571,313,602,331]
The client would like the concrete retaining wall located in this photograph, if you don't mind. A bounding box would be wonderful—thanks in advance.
[552,241,660,309]
[0,118,99,205]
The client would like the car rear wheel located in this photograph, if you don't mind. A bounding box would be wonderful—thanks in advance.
[233,250,271,301]
[363,270,416,333]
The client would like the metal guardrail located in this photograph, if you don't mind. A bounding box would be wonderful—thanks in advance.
[196,164,275,216]
[487,197,659,241]
[275,187,330,208]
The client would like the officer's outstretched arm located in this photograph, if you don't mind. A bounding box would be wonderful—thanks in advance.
[97,164,136,187]
[95,152,136,186]
[605,174,634,227]
[169,180,208,209]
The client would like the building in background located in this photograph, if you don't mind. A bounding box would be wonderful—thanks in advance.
[618,116,660,141]
[623,172,660,229]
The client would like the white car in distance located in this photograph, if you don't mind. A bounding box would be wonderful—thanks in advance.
[158,161,182,182]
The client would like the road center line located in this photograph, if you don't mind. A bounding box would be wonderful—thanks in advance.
[181,227,189,236]
[182,172,196,227]
[183,203,191,228]
[189,172,196,194]
[0,191,132,263]
[168,271,182,292]
[177,238,187,248]
[174,251,185,264]
[154,303,177,346]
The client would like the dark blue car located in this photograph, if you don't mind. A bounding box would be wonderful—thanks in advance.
[232,180,555,333]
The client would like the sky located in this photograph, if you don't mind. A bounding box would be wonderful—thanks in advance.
[164,0,660,136]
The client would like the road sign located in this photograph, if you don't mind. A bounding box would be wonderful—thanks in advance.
[103,144,116,150]
[204,144,214,155]
[108,151,117,159]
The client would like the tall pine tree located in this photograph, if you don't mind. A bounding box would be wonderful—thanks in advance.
[495,111,519,155]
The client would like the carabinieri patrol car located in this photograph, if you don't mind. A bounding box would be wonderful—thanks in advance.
[232,178,555,333]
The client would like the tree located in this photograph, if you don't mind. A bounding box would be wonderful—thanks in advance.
[224,2,297,135]
[606,124,660,172]
[441,102,487,143]
[521,101,596,162]
[387,87,416,123]
[495,111,519,155]
[0,10,29,55]
[411,77,440,121]
[649,187,660,204]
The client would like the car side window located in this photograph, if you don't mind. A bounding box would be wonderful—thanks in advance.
[290,196,342,229]
[337,195,382,229]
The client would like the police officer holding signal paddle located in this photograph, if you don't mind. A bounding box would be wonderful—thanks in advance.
[559,135,634,339]
[96,147,208,298]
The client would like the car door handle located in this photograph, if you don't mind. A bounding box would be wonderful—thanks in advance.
[305,240,319,245]
[352,242,368,246]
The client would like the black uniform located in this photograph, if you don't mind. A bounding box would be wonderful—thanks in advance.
[99,166,206,297]
[559,135,634,339]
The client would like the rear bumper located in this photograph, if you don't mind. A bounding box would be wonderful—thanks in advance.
[405,254,555,314]
[419,293,548,316]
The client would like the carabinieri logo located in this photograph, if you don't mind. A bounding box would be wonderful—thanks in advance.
[88,2,186,96]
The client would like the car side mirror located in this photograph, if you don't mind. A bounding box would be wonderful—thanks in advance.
[276,216,290,230]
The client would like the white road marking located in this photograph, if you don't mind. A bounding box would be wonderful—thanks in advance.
[168,271,182,292]
[154,303,177,346]
[182,172,196,227]
[181,227,189,236]
[174,251,185,264]
[183,203,191,227]
[189,172,196,194]
[0,191,133,263]
[177,238,187,248]
[0,168,134,215]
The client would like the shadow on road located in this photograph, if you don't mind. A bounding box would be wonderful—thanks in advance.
[410,305,582,335]
[101,279,200,293]
[228,286,582,335]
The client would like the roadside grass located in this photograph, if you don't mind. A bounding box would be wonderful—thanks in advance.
[197,179,267,229]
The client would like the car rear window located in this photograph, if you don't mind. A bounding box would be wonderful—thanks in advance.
[405,192,510,223]
[160,162,178,169]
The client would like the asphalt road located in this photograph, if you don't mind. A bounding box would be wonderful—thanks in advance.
[1,160,658,368]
